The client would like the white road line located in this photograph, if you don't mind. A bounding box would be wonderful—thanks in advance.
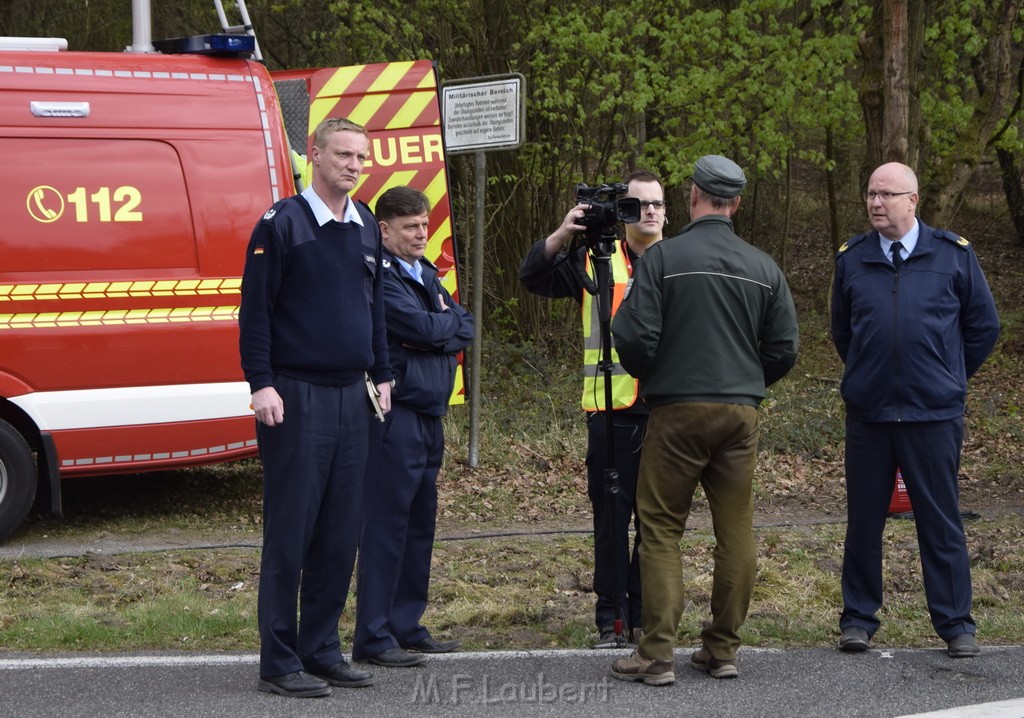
[0,654,259,669]
[0,650,607,670]
[0,647,785,670]
[896,699,1024,718]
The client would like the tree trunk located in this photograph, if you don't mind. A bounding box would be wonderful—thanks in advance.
[906,0,925,170]
[922,0,1024,226]
[997,148,1024,244]
[881,0,909,163]
[826,128,843,255]
[781,147,793,274]
[857,7,884,185]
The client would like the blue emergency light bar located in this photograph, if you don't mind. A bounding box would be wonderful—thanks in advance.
[152,34,256,57]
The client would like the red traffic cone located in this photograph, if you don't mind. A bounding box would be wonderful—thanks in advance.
[888,468,913,514]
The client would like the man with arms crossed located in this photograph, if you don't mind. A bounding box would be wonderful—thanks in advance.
[354,186,474,667]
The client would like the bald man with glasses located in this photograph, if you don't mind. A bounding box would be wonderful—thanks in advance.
[831,162,1000,658]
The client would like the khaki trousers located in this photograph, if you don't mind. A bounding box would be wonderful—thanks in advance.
[636,402,759,662]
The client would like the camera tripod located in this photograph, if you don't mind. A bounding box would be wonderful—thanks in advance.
[583,229,635,650]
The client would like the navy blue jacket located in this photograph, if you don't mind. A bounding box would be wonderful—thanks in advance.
[382,249,474,416]
[830,220,999,422]
[239,195,392,392]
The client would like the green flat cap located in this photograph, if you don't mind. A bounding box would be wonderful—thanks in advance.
[692,154,746,198]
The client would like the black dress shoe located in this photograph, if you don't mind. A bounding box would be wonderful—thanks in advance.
[838,627,871,652]
[309,659,375,687]
[258,671,331,698]
[404,636,461,654]
[363,647,427,667]
[947,633,981,658]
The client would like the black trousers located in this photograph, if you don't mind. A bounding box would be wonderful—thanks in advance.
[841,416,975,641]
[256,376,369,677]
[586,410,646,630]
[354,403,443,659]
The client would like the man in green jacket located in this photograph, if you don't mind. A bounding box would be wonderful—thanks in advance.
[609,155,799,686]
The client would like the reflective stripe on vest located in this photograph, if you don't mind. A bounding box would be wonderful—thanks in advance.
[581,243,639,411]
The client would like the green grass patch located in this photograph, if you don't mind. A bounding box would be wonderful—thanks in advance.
[4,517,1023,653]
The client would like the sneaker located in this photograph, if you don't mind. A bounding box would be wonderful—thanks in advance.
[593,626,628,649]
[838,626,871,652]
[947,633,981,658]
[690,647,738,679]
[628,626,644,644]
[610,649,675,686]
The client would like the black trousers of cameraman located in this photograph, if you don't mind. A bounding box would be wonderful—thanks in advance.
[586,410,646,632]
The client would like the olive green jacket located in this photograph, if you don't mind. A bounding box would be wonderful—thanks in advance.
[611,214,799,407]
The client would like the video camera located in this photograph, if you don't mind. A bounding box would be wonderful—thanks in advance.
[574,182,641,246]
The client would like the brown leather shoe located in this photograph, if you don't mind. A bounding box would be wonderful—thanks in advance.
[690,646,738,678]
[610,649,675,686]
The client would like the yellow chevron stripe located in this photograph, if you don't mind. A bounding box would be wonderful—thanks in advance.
[425,216,451,261]
[423,169,449,207]
[379,170,419,199]
[368,61,415,92]
[449,365,465,404]
[361,171,419,212]
[438,268,458,296]
[417,68,437,90]
[0,279,242,302]
[316,66,363,101]
[386,90,435,130]
[346,93,389,129]
[307,97,339,137]
[0,306,239,329]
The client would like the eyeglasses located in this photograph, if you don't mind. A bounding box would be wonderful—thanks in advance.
[638,200,666,210]
[863,190,913,203]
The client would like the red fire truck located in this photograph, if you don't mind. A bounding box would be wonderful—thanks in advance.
[0,6,459,541]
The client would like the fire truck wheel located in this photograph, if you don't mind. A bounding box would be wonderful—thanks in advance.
[0,419,37,543]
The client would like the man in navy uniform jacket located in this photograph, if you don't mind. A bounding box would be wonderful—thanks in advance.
[831,162,999,659]
[354,186,475,667]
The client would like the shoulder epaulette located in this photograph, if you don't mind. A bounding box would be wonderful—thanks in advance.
[935,229,970,249]
[259,196,298,224]
[838,232,867,254]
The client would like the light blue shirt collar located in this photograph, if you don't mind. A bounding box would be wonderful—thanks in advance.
[879,218,919,261]
[395,256,424,284]
[301,185,363,227]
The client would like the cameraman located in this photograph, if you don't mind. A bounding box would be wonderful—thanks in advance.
[519,170,666,646]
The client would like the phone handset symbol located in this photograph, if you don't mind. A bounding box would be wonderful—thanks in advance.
[27,186,63,222]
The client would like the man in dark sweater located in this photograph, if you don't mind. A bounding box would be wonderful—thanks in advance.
[239,117,393,699]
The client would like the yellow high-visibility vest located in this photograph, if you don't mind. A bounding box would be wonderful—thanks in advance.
[581,242,639,411]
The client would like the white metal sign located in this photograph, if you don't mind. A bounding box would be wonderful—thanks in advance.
[442,74,525,154]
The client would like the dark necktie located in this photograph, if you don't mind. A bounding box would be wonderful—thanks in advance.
[891,241,904,271]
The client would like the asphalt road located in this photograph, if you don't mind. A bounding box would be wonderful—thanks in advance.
[1,645,1022,718]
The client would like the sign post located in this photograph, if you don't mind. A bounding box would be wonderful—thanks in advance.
[442,74,525,468]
